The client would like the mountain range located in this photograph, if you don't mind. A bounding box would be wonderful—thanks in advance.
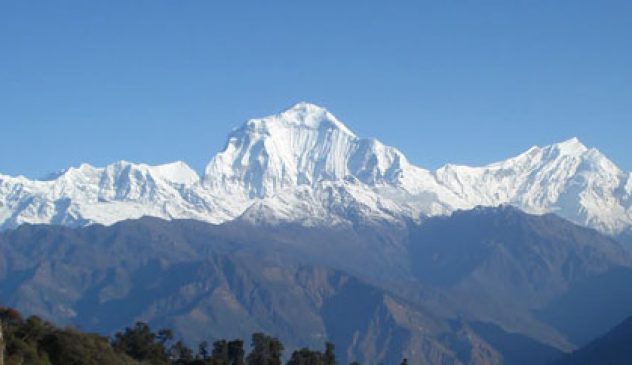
[2,103,632,364]
[1,102,631,238]
[0,207,632,364]
[1,207,631,364]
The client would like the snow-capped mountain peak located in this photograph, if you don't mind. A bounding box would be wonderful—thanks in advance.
[202,102,412,198]
[146,161,200,185]
[0,103,630,235]
[550,137,588,156]
[271,101,357,137]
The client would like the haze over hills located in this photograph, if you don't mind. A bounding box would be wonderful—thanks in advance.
[0,102,630,237]
[2,207,631,364]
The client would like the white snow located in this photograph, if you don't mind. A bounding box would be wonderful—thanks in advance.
[1,102,631,235]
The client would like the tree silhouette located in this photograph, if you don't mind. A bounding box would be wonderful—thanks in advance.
[246,333,284,365]
[287,348,323,365]
[197,341,209,361]
[323,342,335,365]
[111,321,170,364]
[212,339,229,364]
[227,340,245,365]
[171,340,194,364]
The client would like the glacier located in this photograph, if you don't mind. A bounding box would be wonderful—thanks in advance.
[1,102,630,235]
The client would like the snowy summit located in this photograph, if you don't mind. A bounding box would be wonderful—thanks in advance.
[0,102,631,235]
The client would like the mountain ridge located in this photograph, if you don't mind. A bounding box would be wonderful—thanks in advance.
[1,206,630,364]
[553,316,632,365]
[1,102,630,234]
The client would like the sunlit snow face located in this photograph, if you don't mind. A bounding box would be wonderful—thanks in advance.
[0,103,630,235]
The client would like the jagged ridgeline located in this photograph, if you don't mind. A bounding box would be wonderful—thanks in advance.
[0,102,630,235]
[1,103,632,365]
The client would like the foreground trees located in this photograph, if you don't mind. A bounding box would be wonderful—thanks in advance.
[0,307,138,365]
[0,306,402,365]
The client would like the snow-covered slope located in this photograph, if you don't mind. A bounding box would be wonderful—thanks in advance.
[436,138,632,234]
[1,102,630,234]
[0,161,238,229]
[203,102,463,223]
[203,102,449,198]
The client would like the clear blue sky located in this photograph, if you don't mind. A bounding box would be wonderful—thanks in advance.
[1,1,631,178]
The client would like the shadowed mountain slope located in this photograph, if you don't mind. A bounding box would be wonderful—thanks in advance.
[553,316,632,365]
[407,206,632,350]
[1,207,631,364]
